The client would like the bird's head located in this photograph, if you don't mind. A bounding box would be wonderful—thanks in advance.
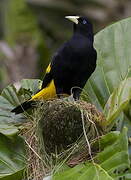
[65,16,93,40]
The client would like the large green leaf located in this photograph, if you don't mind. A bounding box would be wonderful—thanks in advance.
[104,78,131,127]
[53,163,113,180]
[53,128,130,180]
[0,124,19,137]
[20,79,42,95]
[0,84,24,124]
[0,134,26,180]
[84,17,131,111]
[95,128,130,179]
[0,79,41,124]
[0,80,32,180]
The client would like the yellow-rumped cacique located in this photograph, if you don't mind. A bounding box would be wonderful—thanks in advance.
[11,16,97,114]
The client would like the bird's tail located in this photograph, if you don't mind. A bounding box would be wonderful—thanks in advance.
[11,100,35,114]
[11,80,56,114]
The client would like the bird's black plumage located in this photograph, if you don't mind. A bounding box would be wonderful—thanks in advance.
[46,16,97,99]
[11,16,97,114]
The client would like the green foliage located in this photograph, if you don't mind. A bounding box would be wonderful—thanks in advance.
[53,128,130,180]
[0,79,41,124]
[84,17,131,110]
[54,163,113,180]
[53,17,131,179]
[83,17,131,130]
[104,78,131,127]
[0,124,19,137]
[0,0,50,86]
[5,0,40,44]
[0,133,26,180]
[0,17,131,180]
[95,128,130,179]
[0,79,41,180]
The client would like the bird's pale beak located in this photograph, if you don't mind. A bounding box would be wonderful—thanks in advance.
[65,16,79,24]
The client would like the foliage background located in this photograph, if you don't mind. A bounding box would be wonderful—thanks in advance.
[0,0,131,91]
[0,1,131,180]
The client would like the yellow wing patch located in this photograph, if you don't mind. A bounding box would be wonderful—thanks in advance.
[31,63,56,101]
[46,63,51,73]
[31,80,56,100]
[31,80,57,100]
[31,63,69,101]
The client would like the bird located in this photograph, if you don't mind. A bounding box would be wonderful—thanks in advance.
[11,16,97,114]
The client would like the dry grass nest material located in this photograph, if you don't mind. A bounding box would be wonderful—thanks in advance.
[21,99,106,180]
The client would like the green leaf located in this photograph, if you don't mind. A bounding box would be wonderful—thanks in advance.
[83,17,131,111]
[53,163,113,180]
[1,85,20,108]
[95,128,130,179]
[0,134,26,180]
[20,79,42,95]
[53,128,130,180]
[0,84,24,124]
[5,0,40,44]
[116,113,131,162]
[104,78,131,127]
[0,124,18,137]
[0,85,24,124]
[0,79,42,125]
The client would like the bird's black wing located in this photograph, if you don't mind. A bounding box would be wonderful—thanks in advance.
[41,71,52,89]
[50,39,97,98]
[41,63,52,89]
[41,52,60,89]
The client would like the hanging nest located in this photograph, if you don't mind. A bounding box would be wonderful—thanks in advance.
[21,98,106,180]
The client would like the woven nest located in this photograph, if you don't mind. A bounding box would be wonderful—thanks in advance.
[38,99,105,153]
[21,99,106,180]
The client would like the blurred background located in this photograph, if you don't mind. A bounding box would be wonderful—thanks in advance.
[0,0,131,91]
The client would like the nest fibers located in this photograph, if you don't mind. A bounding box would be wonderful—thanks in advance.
[37,99,105,153]
[22,99,106,179]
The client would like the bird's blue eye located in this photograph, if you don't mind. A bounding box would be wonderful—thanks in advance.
[83,20,87,24]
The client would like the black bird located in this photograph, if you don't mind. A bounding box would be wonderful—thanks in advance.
[11,16,97,114]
